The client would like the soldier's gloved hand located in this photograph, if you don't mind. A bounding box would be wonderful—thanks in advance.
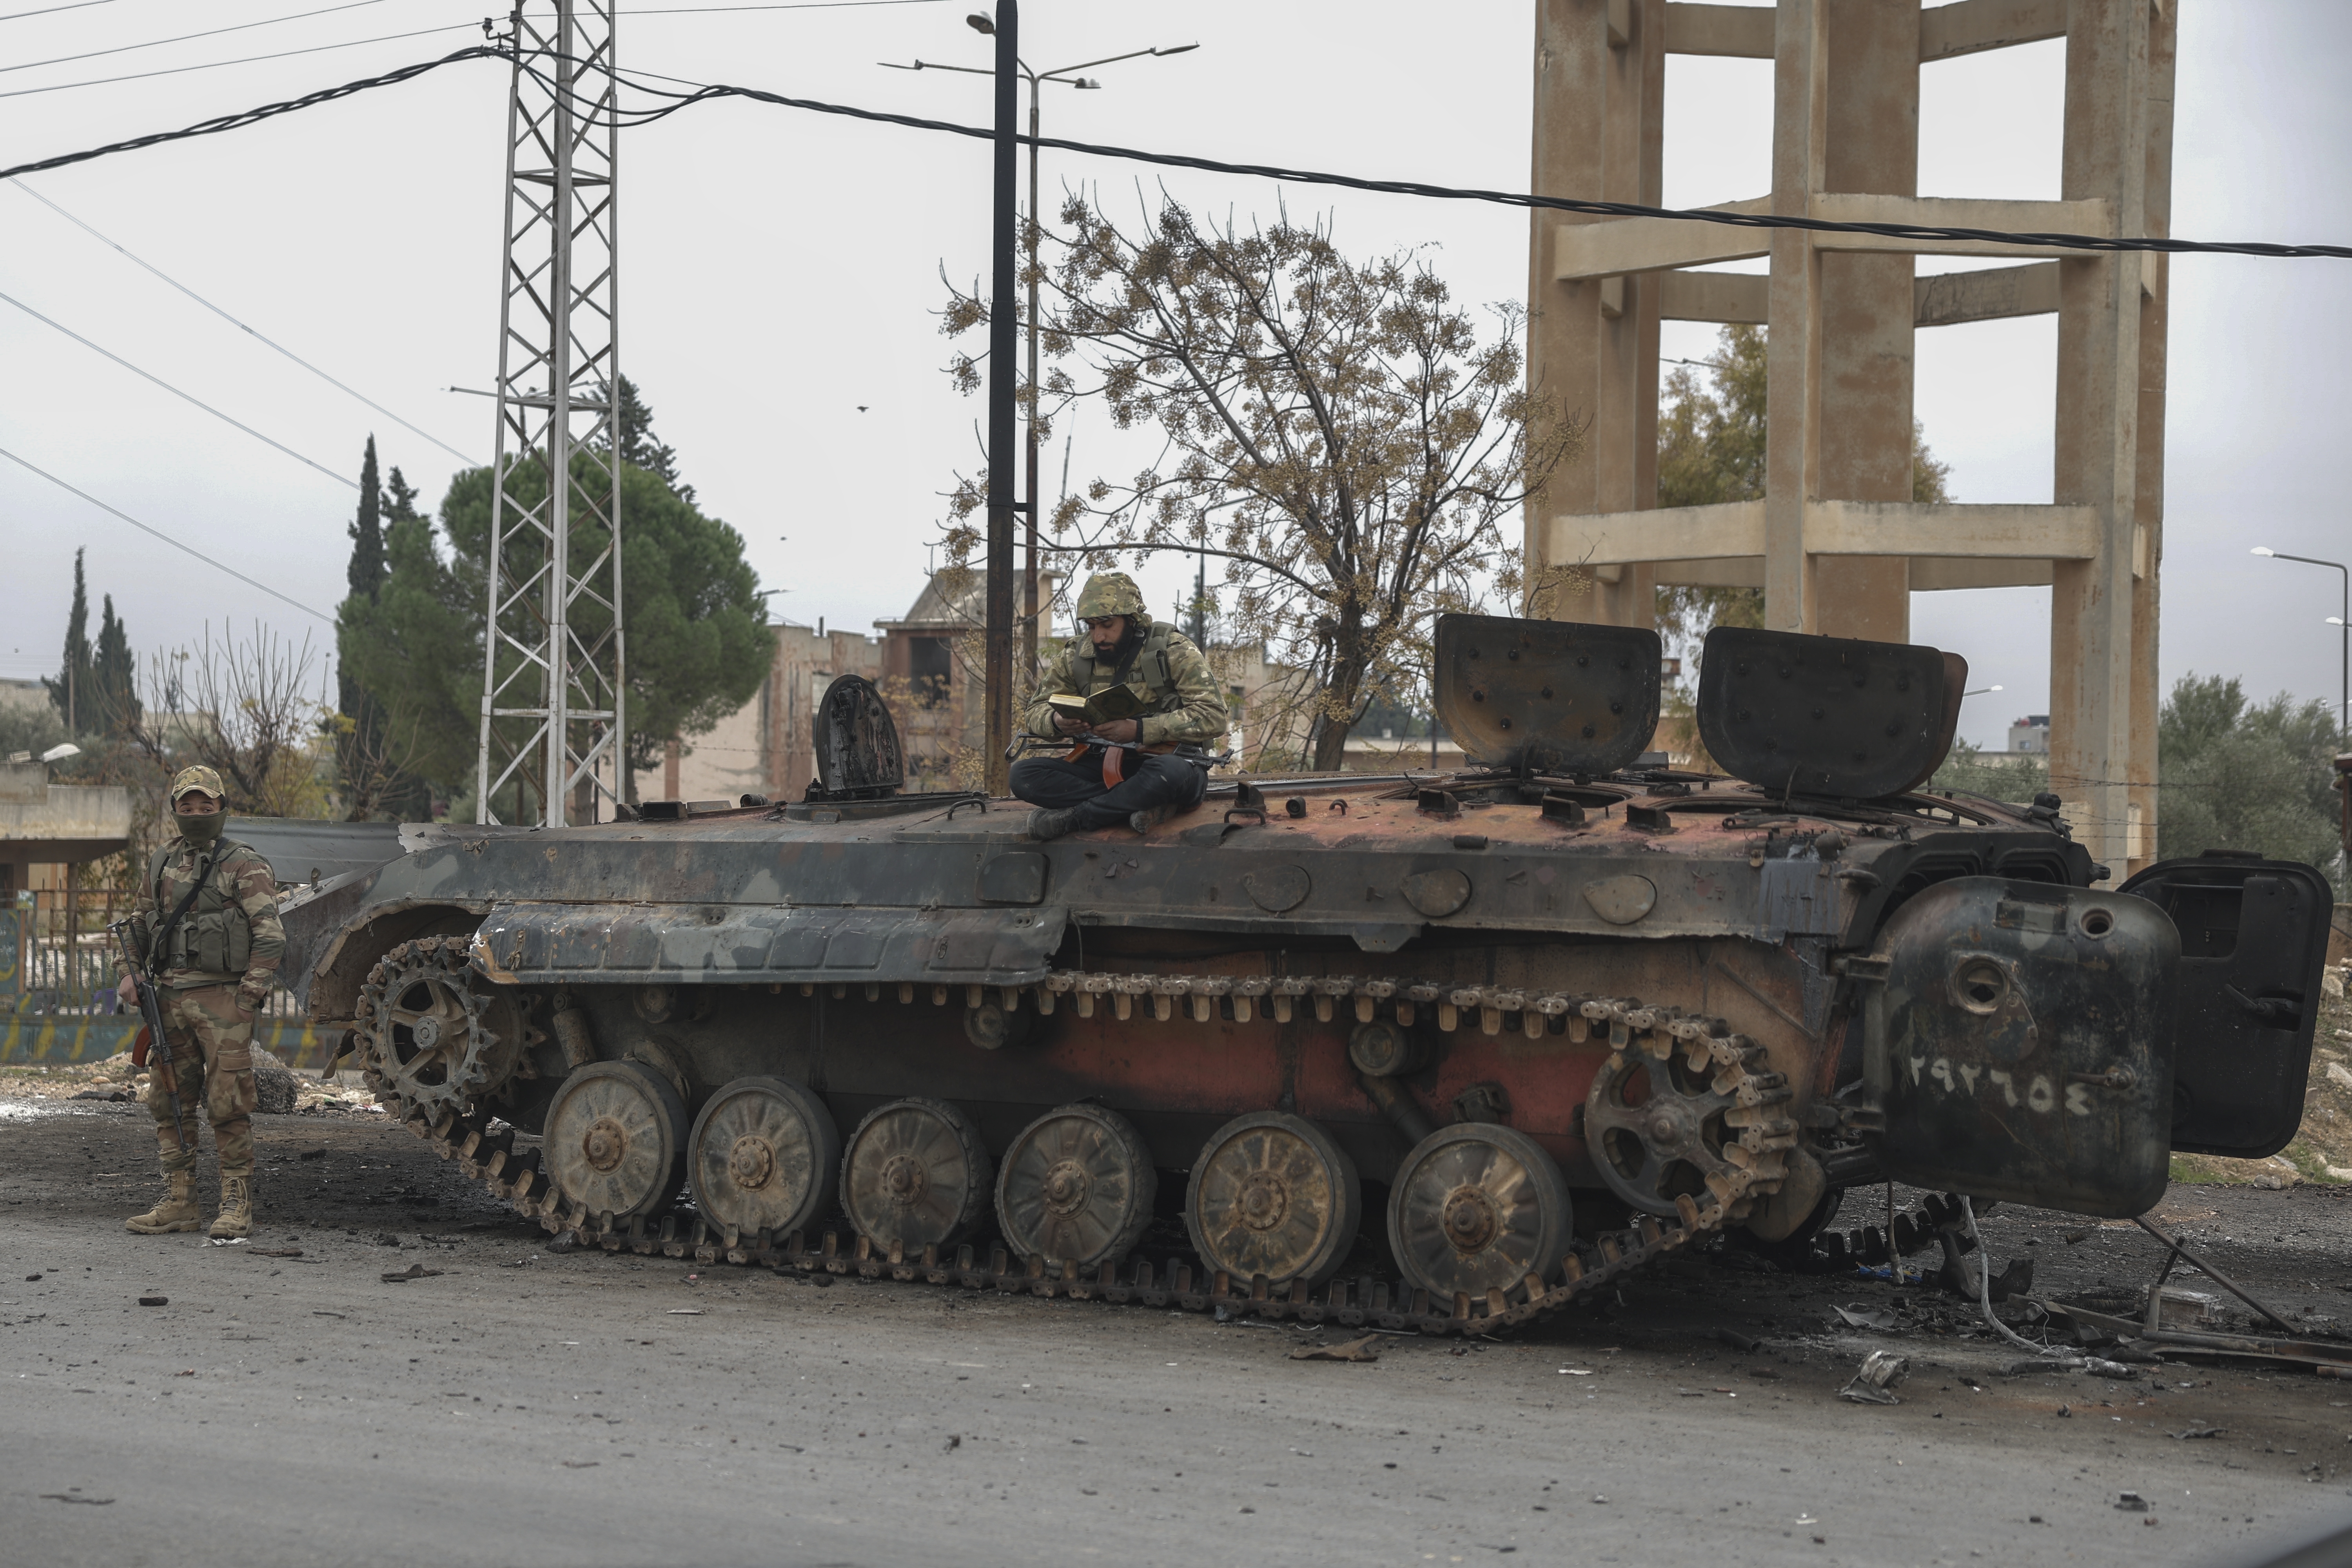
[235,986,269,1015]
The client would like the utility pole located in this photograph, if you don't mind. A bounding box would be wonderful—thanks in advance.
[884,25,1198,782]
[476,2,626,827]
[982,0,1019,797]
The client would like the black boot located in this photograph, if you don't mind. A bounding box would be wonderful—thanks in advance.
[1027,806,1084,841]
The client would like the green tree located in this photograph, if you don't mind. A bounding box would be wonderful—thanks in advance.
[341,454,768,816]
[91,593,138,737]
[616,376,693,505]
[333,435,430,819]
[2158,673,2345,889]
[43,548,94,731]
[1931,738,2049,804]
[1653,325,1951,652]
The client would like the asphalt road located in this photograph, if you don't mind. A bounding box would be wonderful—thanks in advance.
[7,1094,2352,1568]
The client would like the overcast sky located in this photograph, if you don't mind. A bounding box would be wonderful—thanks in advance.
[4,0,2348,751]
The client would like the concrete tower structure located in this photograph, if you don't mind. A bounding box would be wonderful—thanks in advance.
[1524,0,2172,882]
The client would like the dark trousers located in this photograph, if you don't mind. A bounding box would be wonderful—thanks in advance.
[1010,749,1207,829]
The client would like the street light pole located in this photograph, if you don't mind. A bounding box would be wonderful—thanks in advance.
[2252,547,2350,751]
[884,30,1199,718]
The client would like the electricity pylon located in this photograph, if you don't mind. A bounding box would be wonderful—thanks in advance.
[475,1,626,826]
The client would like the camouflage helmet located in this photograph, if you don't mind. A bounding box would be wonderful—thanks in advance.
[168,764,225,804]
[1073,572,1149,623]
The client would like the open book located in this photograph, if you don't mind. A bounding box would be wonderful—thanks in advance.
[1047,686,1146,727]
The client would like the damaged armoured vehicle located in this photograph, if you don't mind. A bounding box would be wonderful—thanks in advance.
[275,616,2335,1334]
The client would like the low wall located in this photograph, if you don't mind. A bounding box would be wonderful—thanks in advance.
[1,909,339,1069]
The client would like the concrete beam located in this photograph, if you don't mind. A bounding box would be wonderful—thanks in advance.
[1809,193,2116,258]
[1659,269,1768,324]
[1918,0,2067,63]
[1553,196,1771,281]
[1913,260,2060,325]
[1558,196,2110,281]
[1663,0,2065,62]
[1660,260,2062,328]
[1543,500,2101,566]
[1662,2,1773,57]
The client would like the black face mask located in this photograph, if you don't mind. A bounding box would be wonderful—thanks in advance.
[174,810,226,847]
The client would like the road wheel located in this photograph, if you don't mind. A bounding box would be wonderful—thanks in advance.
[1183,1112,1360,1287]
[687,1076,840,1243]
[994,1103,1156,1268]
[840,1097,992,1254]
[1387,1123,1570,1301]
[543,1060,688,1224]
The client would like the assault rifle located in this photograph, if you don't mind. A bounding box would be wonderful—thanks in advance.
[111,919,188,1152]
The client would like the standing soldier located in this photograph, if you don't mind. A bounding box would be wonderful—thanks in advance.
[113,766,284,1238]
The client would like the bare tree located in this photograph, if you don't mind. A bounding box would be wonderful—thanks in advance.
[126,622,338,821]
[942,199,1582,770]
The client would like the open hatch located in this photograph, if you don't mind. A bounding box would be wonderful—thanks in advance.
[1696,625,1964,800]
[1431,613,1662,778]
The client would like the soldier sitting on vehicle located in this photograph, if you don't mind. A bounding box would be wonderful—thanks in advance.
[114,765,284,1240]
[1013,572,1229,840]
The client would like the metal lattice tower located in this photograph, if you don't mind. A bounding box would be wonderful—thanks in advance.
[476,0,625,826]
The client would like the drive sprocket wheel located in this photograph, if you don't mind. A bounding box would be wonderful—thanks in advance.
[357,936,528,1121]
[1584,1025,1796,1220]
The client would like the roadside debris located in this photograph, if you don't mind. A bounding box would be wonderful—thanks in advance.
[136,1295,166,1306]
[1289,1334,1382,1363]
[1837,1350,1909,1405]
[2170,1424,2227,1439]
[1829,1303,1896,1332]
[2114,1492,2150,1513]
[381,1263,442,1283]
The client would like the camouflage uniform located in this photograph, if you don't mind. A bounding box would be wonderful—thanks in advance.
[1012,574,1229,832]
[116,766,283,1233]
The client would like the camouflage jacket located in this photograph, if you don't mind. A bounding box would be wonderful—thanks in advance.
[116,835,285,998]
[1020,619,1229,749]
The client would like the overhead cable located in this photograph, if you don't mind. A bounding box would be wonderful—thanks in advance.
[0,21,482,100]
[0,0,121,20]
[0,0,387,77]
[11,178,481,466]
[0,45,503,175]
[552,58,2352,261]
[0,445,332,623]
[0,287,358,489]
[8,42,2352,262]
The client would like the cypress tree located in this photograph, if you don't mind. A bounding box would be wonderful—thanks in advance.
[43,548,93,733]
[91,593,138,736]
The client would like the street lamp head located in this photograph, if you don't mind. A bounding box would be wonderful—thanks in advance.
[2252,546,2276,557]
[2329,617,2347,627]
[1072,77,1101,89]
[1153,43,1201,55]
[966,10,995,34]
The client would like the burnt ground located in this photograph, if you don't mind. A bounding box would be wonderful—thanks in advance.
[7,1095,2352,1568]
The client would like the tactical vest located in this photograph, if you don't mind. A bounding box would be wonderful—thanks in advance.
[1069,622,1180,713]
[145,840,256,976]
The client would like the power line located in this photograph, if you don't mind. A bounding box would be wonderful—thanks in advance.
[0,0,121,20]
[9,42,2352,263]
[0,45,503,176]
[0,287,359,489]
[0,22,483,101]
[11,177,481,466]
[0,445,332,624]
[1,0,388,77]
[563,61,2352,261]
